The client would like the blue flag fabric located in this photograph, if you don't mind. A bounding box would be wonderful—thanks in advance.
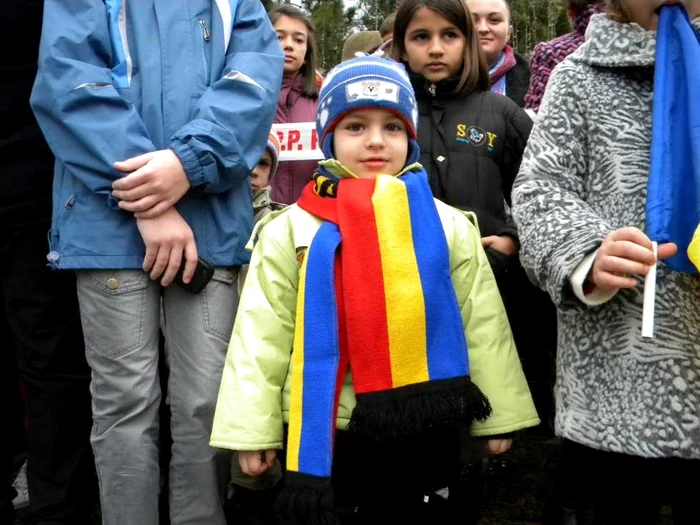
[646,5,700,273]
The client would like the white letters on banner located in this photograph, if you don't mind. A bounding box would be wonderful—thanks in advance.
[271,122,324,161]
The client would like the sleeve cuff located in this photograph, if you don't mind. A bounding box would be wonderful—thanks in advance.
[570,249,619,306]
[170,139,204,188]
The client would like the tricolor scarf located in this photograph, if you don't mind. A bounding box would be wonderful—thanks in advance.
[489,45,517,96]
[646,5,700,273]
[278,163,491,523]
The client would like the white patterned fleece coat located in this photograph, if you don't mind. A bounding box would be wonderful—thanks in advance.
[512,14,700,459]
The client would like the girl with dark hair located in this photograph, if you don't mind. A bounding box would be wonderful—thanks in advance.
[268,5,322,205]
[392,0,554,521]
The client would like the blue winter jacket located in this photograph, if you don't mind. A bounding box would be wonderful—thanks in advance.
[30,0,284,269]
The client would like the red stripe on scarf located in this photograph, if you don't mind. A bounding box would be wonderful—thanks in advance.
[337,179,393,392]
[298,179,394,392]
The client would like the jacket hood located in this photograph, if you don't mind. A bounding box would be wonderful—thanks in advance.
[572,13,700,68]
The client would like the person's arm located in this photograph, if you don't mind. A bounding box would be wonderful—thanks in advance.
[512,62,617,310]
[170,0,283,194]
[30,0,156,204]
[113,0,284,218]
[447,208,539,436]
[482,103,533,255]
[211,212,298,452]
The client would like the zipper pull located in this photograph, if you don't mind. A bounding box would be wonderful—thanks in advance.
[199,20,211,42]
[428,83,436,97]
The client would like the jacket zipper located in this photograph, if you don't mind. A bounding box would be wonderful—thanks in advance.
[428,83,436,97]
[198,19,211,42]
[199,19,211,81]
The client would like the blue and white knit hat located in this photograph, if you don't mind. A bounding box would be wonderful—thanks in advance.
[316,56,419,161]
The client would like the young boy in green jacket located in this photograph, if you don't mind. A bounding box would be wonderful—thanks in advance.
[212,56,538,524]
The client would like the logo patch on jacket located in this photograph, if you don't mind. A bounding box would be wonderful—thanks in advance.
[456,125,498,152]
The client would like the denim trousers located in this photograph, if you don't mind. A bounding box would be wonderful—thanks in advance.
[77,268,239,525]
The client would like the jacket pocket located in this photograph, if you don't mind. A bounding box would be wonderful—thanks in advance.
[198,19,212,85]
[77,270,151,360]
[201,268,239,343]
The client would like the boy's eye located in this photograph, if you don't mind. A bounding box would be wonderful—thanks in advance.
[346,123,364,132]
[386,123,404,132]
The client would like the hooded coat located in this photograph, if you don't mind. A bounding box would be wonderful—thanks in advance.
[513,13,700,459]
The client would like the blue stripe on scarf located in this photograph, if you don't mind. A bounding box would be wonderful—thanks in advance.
[298,221,342,477]
[402,172,470,380]
[646,5,700,273]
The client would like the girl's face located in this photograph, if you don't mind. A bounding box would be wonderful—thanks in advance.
[274,15,308,76]
[402,7,467,84]
[467,0,511,66]
[622,0,699,30]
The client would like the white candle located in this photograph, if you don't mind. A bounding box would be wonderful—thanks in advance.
[642,241,658,339]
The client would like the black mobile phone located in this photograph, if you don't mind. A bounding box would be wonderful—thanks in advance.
[175,257,214,294]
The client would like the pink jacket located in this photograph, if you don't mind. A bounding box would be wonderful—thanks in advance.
[270,75,319,204]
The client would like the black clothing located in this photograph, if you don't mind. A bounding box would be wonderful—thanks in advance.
[0,2,96,523]
[544,440,700,525]
[505,53,531,108]
[410,75,532,241]
[0,1,55,203]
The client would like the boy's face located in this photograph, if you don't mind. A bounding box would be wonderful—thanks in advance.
[622,0,699,30]
[333,108,409,180]
[251,150,273,192]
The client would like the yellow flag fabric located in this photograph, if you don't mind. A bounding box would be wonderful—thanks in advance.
[689,224,700,272]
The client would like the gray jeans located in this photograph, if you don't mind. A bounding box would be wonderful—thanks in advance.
[77,268,239,525]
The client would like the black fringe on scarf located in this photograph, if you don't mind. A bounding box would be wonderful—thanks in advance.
[274,471,340,525]
[347,376,492,443]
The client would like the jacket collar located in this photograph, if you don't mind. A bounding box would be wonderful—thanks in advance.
[573,13,700,68]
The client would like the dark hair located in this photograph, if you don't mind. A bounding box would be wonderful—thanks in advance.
[269,5,320,98]
[601,0,627,22]
[392,0,490,97]
[568,0,602,17]
[380,12,396,38]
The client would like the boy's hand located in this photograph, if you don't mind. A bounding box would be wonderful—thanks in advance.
[486,439,512,455]
[136,207,198,286]
[238,450,277,477]
[481,235,518,256]
[113,149,191,219]
[589,227,677,292]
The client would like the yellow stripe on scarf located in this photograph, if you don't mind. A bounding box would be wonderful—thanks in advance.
[287,253,309,472]
[372,175,430,387]
[689,224,700,272]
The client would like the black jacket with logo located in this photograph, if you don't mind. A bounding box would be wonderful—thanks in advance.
[411,74,533,244]
[505,52,531,108]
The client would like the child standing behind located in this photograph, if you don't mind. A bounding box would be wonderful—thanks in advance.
[237,134,286,296]
[212,57,538,525]
[269,5,322,205]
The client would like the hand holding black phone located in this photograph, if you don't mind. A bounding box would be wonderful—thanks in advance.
[175,257,214,294]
